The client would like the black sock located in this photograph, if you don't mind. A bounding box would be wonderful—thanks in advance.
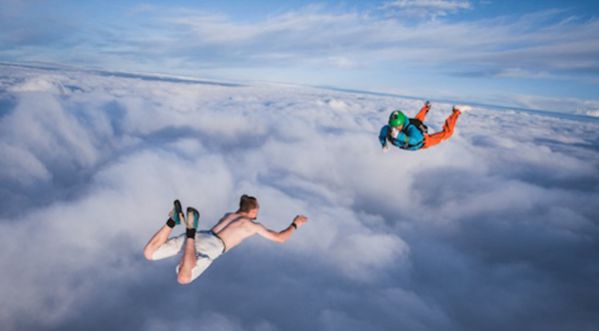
[166,218,176,228]
[186,228,196,239]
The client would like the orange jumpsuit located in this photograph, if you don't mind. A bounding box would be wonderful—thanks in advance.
[414,104,462,149]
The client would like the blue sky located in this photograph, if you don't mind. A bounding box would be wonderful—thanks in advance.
[1,0,598,112]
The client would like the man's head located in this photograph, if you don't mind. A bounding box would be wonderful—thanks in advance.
[388,110,407,129]
[239,194,259,219]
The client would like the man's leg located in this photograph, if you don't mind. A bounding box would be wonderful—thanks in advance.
[423,108,461,148]
[143,225,176,260]
[177,207,200,285]
[177,238,198,284]
[143,200,185,260]
[414,101,431,122]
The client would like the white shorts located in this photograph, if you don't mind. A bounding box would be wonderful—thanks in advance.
[151,230,225,282]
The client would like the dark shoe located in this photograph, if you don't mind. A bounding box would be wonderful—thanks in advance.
[186,207,200,229]
[171,200,184,225]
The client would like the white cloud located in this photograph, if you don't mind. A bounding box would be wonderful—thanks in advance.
[506,93,599,117]
[0,142,51,184]
[0,64,598,330]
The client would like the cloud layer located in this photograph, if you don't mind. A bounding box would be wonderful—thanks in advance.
[0,64,598,330]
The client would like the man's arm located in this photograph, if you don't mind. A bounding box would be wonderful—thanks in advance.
[379,126,389,147]
[255,215,308,244]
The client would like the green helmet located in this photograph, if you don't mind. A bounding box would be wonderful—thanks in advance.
[388,110,407,127]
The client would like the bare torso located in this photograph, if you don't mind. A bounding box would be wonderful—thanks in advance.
[211,212,260,251]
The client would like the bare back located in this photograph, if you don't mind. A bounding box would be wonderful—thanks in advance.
[211,212,263,251]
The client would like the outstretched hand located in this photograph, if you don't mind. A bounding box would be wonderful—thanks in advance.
[293,215,308,228]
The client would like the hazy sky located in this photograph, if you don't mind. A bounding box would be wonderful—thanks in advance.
[1,0,599,113]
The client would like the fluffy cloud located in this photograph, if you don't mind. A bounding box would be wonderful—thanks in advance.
[0,63,598,331]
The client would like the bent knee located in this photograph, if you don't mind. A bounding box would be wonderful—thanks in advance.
[143,247,155,261]
[177,273,192,285]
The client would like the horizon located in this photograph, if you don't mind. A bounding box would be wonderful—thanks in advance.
[2,60,598,121]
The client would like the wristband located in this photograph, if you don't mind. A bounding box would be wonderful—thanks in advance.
[291,223,298,230]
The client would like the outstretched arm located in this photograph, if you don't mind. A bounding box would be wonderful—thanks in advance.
[379,126,389,147]
[255,215,308,243]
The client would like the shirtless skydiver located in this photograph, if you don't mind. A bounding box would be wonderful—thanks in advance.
[143,195,308,284]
